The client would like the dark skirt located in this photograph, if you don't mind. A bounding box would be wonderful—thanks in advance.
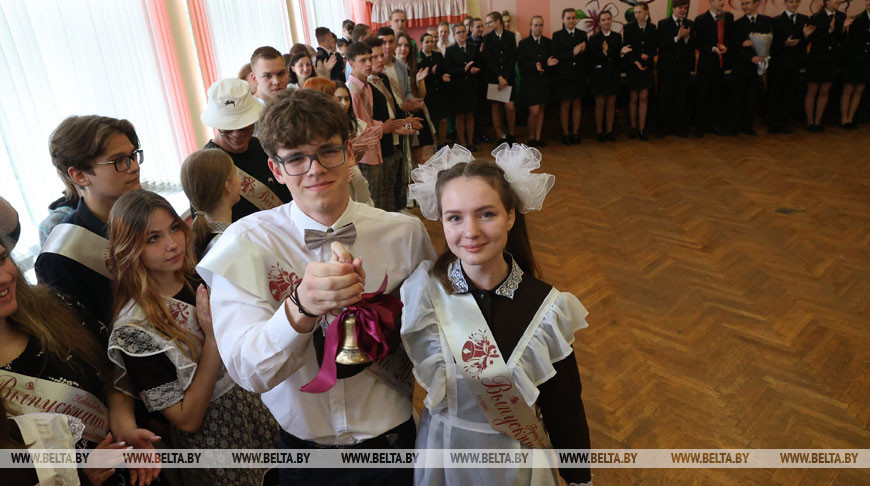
[425,88,448,120]
[591,67,620,95]
[807,61,838,83]
[843,62,869,84]
[450,82,479,113]
[627,65,654,90]
[555,78,585,100]
[523,73,553,106]
[524,84,552,106]
[413,109,435,146]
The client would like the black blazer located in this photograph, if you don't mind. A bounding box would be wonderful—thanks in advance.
[482,30,518,83]
[551,28,589,79]
[622,21,658,70]
[588,31,623,75]
[315,47,346,82]
[657,16,695,73]
[517,35,554,89]
[731,14,773,74]
[418,50,447,94]
[844,11,870,65]
[444,43,482,92]
[770,11,809,69]
[694,10,734,71]
[807,9,846,64]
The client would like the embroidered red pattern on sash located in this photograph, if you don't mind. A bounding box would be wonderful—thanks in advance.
[267,263,301,303]
[167,300,191,326]
[461,329,500,379]
[240,174,256,194]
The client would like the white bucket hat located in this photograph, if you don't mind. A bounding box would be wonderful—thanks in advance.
[201,78,262,130]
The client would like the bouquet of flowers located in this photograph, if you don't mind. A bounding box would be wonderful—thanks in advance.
[750,32,773,76]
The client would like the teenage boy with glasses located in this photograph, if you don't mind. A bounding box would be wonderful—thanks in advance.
[201,78,292,220]
[197,88,435,486]
[36,114,144,324]
[35,115,163,486]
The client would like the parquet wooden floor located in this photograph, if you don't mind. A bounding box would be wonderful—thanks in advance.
[412,125,870,485]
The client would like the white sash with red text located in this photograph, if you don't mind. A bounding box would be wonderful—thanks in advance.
[237,167,282,212]
[430,280,553,449]
[40,223,111,279]
[197,236,413,398]
[0,370,109,443]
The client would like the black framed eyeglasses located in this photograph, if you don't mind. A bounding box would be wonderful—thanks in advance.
[92,149,144,172]
[273,144,347,176]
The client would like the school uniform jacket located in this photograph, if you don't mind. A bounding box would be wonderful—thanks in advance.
[622,21,658,71]
[316,47,346,81]
[551,27,589,80]
[807,9,846,64]
[482,30,518,84]
[844,11,870,67]
[694,10,734,71]
[517,35,554,91]
[588,30,623,80]
[731,14,773,75]
[444,42,482,93]
[657,16,695,74]
[369,73,401,158]
[418,50,447,95]
[770,11,809,70]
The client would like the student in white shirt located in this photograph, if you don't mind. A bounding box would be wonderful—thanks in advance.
[197,88,436,486]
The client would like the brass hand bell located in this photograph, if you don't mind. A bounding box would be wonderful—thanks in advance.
[335,314,372,365]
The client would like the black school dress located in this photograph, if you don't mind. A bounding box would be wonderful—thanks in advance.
[622,21,658,90]
[444,43,482,114]
[419,50,449,120]
[396,61,435,147]
[806,9,846,83]
[589,30,623,95]
[551,28,589,100]
[843,11,870,84]
[517,35,555,106]
[482,30,519,102]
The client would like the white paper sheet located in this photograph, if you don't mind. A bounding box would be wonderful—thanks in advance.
[486,83,512,103]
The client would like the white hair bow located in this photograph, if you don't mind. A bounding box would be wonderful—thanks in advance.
[408,143,555,221]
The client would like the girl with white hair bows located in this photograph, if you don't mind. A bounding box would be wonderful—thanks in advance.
[400,143,593,485]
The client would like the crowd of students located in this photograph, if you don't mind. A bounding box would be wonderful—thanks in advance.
[301,2,869,146]
[0,8,601,486]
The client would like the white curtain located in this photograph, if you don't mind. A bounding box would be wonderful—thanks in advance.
[0,0,192,265]
[298,0,352,45]
[204,0,295,79]
[370,0,466,25]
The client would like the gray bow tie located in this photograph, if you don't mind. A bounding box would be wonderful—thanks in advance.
[304,223,356,251]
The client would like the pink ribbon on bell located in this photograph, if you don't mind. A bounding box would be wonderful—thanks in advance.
[300,275,402,393]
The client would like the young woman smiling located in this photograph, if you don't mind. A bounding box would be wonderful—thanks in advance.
[402,144,593,485]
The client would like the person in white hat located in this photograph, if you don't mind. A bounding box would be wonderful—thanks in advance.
[201,78,293,221]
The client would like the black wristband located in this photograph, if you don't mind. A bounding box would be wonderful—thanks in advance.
[289,280,318,318]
